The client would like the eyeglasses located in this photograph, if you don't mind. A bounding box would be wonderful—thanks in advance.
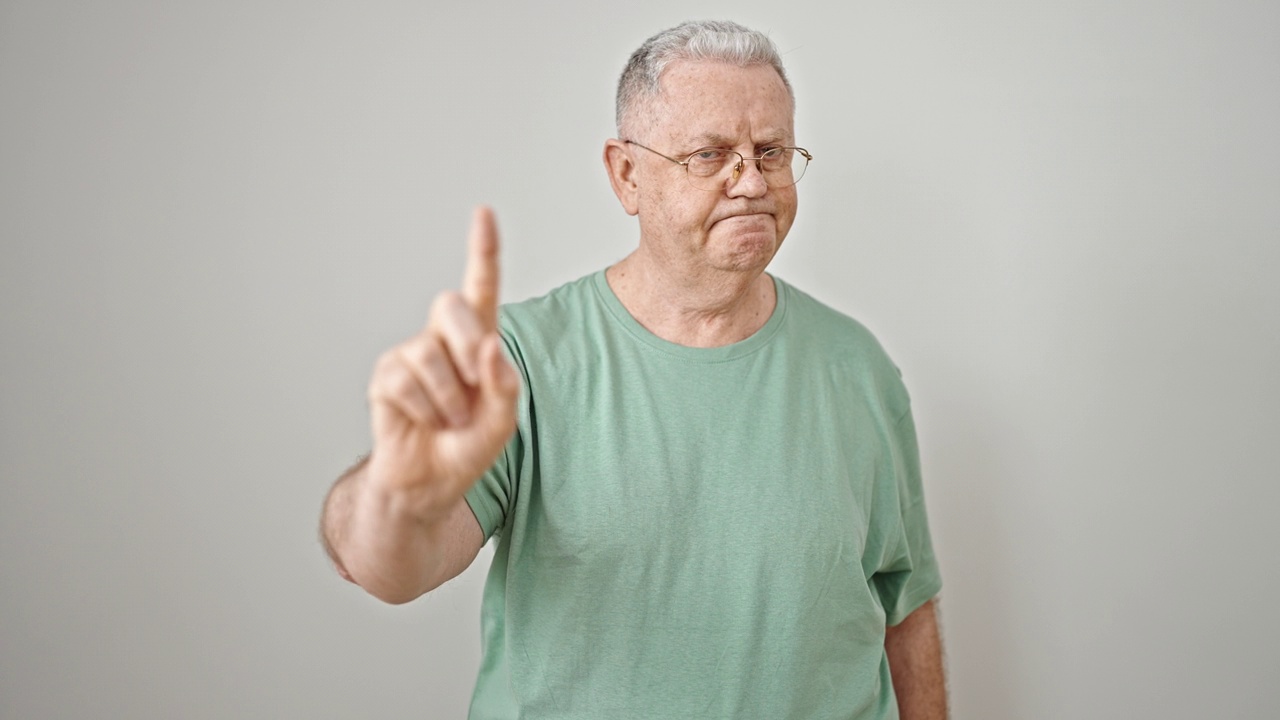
[625,140,813,192]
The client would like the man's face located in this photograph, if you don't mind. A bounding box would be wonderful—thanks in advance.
[629,60,799,276]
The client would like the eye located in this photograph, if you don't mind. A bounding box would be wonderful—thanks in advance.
[684,148,730,178]
[759,146,792,171]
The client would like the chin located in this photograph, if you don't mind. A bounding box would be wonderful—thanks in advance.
[714,231,781,272]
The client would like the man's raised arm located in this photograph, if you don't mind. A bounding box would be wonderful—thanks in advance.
[319,207,520,604]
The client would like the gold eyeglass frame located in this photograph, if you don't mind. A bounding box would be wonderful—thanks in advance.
[625,140,813,191]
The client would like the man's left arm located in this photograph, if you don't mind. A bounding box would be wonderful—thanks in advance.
[884,597,948,720]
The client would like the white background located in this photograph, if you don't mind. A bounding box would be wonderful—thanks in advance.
[2,1,1277,718]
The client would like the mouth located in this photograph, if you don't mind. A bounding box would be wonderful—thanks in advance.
[708,213,778,247]
[713,211,773,226]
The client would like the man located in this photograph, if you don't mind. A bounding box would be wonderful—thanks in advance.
[321,20,947,720]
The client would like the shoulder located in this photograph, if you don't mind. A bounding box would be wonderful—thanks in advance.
[496,270,608,358]
[500,271,604,330]
[501,270,600,319]
[776,277,898,370]
[774,276,913,415]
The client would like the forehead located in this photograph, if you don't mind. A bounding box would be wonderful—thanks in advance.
[648,60,795,146]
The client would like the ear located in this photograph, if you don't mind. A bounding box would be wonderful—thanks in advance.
[603,139,640,216]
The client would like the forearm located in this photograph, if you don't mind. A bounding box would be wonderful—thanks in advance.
[884,598,948,720]
[320,456,450,604]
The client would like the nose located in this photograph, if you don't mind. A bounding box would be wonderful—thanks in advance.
[726,155,768,198]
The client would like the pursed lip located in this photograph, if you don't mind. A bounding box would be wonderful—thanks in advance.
[710,210,774,227]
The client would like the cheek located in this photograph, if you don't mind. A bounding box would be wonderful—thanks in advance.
[776,191,799,231]
[658,190,716,228]
[638,186,705,242]
[638,174,722,232]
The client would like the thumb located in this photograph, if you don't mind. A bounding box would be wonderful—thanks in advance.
[475,334,520,429]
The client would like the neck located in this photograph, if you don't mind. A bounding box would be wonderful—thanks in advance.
[605,251,777,348]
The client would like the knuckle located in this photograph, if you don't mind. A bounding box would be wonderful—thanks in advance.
[417,345,462,401]
[430,290,464,324]
[370,351,405,396]
[368,361,406,402]
[373,349,399,374]
[456,332,481,360]
[427,367,464,405]
[419,338,444,366]
[436,395,465,421]
[383,363,417,398]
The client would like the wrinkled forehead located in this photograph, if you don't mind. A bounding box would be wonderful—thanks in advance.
[642,60,795,144]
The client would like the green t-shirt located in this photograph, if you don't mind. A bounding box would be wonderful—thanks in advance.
[464,270,941,720]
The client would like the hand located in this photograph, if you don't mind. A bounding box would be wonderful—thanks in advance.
[364,206,520,522]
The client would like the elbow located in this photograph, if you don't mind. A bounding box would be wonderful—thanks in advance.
[329,554,358,584]
[343,562,433,605]
[361,579,428,605]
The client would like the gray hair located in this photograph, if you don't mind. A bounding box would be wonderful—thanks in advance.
[615,20,793,136]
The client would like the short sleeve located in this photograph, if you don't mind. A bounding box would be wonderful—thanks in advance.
[870,409,943,626]
[465,438,518,541]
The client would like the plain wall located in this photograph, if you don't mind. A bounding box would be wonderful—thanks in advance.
[2,1,1277,718]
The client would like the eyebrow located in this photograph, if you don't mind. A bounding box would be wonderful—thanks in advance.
[680,130,793,151]
[685,132,735,147]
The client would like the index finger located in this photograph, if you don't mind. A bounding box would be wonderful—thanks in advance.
[462,205,500,331]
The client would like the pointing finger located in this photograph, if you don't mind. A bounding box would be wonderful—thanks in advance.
[462,205,500,331]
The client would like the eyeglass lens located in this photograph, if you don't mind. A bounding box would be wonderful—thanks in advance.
[685,148,809,190]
